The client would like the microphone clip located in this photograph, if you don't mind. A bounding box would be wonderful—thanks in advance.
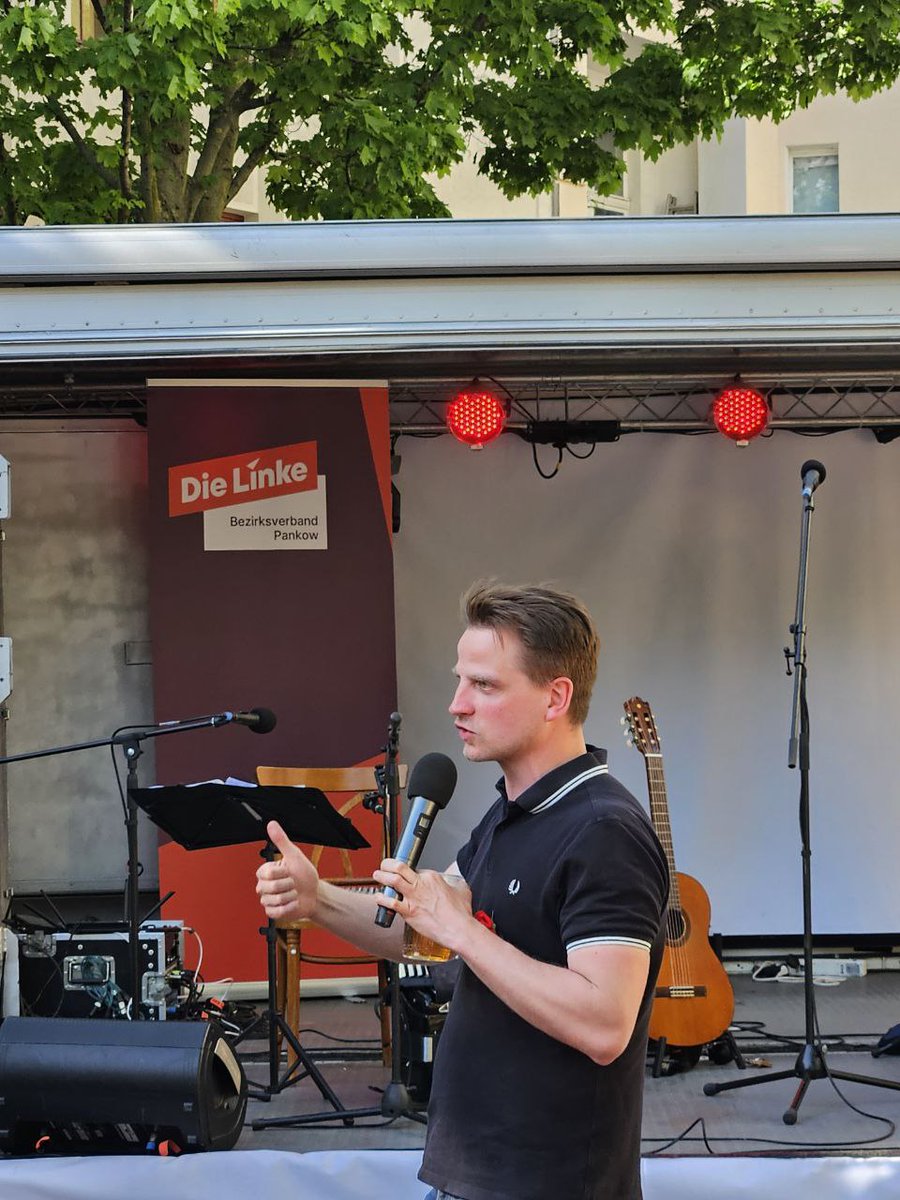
[362,763,388,814]
[362,789,385,815]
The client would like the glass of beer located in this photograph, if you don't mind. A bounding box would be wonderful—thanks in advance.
[402,873,467,963]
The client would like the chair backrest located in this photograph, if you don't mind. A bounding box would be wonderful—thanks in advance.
[256,764,408,876]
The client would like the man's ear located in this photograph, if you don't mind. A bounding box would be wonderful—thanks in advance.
[546,676,574,723]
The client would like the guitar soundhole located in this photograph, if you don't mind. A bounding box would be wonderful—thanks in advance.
[667,907,689,945]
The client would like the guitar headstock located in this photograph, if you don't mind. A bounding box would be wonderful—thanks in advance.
[622,696,661,757]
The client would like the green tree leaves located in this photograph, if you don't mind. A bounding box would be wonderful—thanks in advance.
[1,0,898,223]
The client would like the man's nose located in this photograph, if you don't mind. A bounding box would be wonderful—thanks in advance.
[449,684,469,715]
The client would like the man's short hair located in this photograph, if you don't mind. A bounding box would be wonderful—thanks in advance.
[462,581,600,726]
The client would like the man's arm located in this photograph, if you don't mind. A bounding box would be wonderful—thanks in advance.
[374,857,649,1065]
[256,820,407,961]
[313,878,408,961]
[455,924,649,1065]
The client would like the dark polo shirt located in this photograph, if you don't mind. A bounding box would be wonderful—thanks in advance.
[418,748,668,1200]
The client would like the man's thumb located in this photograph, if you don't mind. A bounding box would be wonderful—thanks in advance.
[267,820,295,857]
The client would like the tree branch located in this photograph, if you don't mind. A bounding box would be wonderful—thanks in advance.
[119,0,134,219]
[191,89,242,188]
[0,134,21,225]
[238,92,277,113]
[229,111,282,199]
[188,119,240,220]
[89,0,109,35]
[47,98,120,191]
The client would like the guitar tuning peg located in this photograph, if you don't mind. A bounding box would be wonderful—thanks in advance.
[619,716,627,725]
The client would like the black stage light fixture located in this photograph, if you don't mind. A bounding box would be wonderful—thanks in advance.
[0,1017,246,1156]
[519,420,621,446]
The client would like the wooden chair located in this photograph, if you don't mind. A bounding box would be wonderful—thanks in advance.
[256,764,407,1070]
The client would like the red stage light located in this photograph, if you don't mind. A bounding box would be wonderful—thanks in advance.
[446,388,506,448]
[712,385,769,442]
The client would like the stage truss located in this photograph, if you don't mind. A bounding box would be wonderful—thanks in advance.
[2,376,900,438]
[389,376,900,438]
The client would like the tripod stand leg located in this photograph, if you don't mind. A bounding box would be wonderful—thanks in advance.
[252,959,433,1131]
[723,1029,746,1070]
[651,1037,667,1079]
[784,1076,811,1125]
[236,907,358,1116]
[276,1015,356,1122]
[827,1068,900,1093]
[703,1067,797,1097]
[240,1007,356,1122]
[706,1030,746,1069]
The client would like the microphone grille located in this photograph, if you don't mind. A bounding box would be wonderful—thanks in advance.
[250,707,277,734]
[408,752,457,809]
[800,458,826,483]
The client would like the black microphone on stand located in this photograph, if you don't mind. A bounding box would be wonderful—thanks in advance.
[222,708,278,733]
[375,751,457,927]
[160,707,277,733]
[800,460,826,500]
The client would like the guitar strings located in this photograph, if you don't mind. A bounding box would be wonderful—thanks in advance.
[646,754,691,991]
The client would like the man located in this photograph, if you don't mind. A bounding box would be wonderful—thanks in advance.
[257,582,669,1200]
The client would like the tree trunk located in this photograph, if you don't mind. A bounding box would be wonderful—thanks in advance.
[188,103,243,222]
[136,107,192,222]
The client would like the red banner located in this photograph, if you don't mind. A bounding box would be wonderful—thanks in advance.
[168,440,318,517]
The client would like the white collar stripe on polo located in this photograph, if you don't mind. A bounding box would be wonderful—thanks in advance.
[529,764,609,813]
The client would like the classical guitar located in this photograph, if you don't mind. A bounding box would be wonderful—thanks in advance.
[623,696,734,1049]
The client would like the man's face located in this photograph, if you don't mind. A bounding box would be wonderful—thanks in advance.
[449,625,552,770]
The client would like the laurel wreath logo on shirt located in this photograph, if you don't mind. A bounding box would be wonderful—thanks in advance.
[507,878,521,895]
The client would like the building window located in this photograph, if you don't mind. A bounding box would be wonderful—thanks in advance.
[591,199,629,217]
[590,133,629,216]
[791,149,839,214]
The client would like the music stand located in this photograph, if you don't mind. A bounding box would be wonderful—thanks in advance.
[251,713,430,1132]
[132,781,369,1110]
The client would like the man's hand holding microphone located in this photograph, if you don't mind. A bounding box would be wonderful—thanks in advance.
[255,751,465,960]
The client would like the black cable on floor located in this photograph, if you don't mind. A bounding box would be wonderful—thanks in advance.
[729,1019,887,1052]
[642,1118,898,1155]
[811,1007,897,1142]
[297,1026,381,1045]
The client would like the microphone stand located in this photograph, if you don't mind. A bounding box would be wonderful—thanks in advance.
[0,713,235,1021]
[375,713,427,1122]
[703,466,900,1122]
[253,711,428,1130]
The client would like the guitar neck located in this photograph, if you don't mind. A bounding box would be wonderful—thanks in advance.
[644,753,682,908]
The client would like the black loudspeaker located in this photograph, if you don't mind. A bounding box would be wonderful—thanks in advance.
[0,1017,247,1155]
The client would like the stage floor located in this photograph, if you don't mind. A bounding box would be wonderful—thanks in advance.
[239,970,900,1157]
[2,972,900,1200]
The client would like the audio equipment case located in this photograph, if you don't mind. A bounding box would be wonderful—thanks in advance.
[17,923,184,1021]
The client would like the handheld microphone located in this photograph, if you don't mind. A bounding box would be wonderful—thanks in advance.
[375,751,457,928]
[800,459,826,500]
[221,707,277,734]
